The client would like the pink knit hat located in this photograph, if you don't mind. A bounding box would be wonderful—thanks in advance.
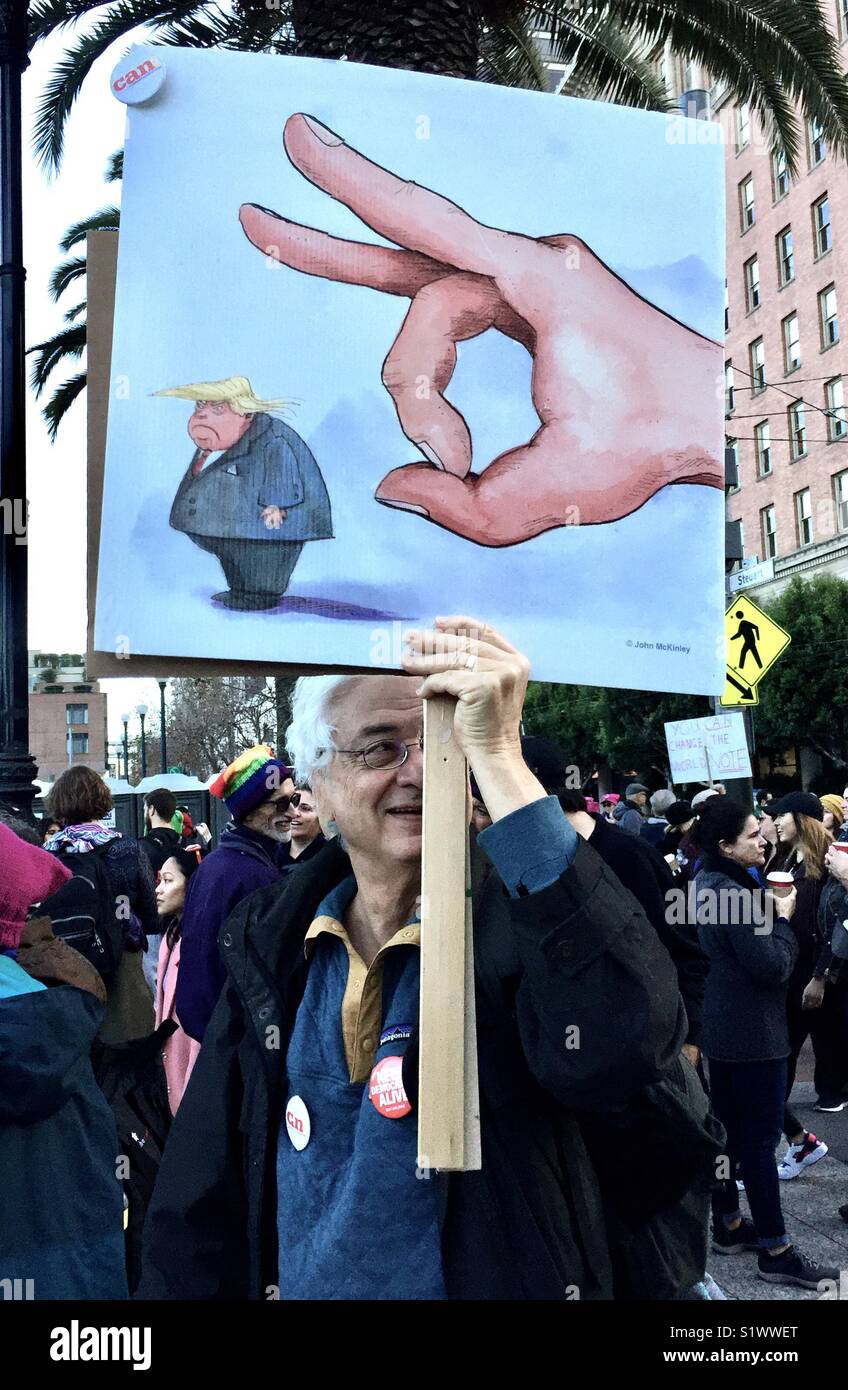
[0,822,71,949]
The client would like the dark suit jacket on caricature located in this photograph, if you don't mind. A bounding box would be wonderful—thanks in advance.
[170,412,333,543]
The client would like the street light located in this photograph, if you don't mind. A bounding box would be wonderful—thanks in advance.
[0,4,38,817]
[136,703,148,781]
[158,679,168,773]
[121,713,130,781]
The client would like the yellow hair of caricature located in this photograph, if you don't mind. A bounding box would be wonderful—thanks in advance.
[153,376,294,416]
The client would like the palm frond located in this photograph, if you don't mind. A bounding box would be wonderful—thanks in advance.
[28,323,87,395]
[105,148,123,182]
[32,0,203,173]
[479,13,549,89]
[538,0,848,174]
[553,12,675,110]
[63,300,87,323]
[49,255,86,302]
[154,4,292,50]
[42,372,89,442]
[27,0,106,48]
[60,206,121,252]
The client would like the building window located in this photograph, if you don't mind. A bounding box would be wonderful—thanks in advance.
[835,470,848,531]
[841,0,848,39]
[813,195,832,257]
[736,103,751,151]
[809,116,827,167]
[750,338,766,393]
[755,420,772,476]
[744,255,760,312]
[739,175,755,231]
[788,401,807,459]
[725,359,735,413]
[70,732,89,755]
[782,312,801,372]
[795,488,814,546]
[66,703,88,726]
[776,226,794,286]
[826,376,848,440]
[820,284,839,347]
[724,280,729,334]
[726,436,739,489]
[761,504,777,558]
[772,148,790,200]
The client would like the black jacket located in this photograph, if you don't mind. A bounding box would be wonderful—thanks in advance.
[696,854,798,1062]
[139,826,182,876]
[587,816,707,1047]
[140,838,706,1301]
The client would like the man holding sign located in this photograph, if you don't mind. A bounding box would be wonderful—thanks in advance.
[141,618,717,1300]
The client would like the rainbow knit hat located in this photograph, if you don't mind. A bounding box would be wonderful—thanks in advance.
[209,745,291,822]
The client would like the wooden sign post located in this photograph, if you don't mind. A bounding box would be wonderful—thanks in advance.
[417,696,481,1172]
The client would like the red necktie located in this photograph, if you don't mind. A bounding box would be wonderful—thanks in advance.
[192,450,210,478]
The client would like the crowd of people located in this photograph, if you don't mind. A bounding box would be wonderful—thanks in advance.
[2,618,848,1301]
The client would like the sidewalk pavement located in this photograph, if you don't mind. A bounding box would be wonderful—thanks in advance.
[710,1080,848,1301]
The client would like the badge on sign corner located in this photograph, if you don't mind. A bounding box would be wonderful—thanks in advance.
[285,1095,311,1150]
[369,1055,412,1119]
[110,48,166,105]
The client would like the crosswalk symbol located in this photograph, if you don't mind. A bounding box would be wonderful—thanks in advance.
[720,673,760,708]
[719,595,790,707]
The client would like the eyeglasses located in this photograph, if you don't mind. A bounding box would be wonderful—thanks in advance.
[267,791,302,812]
[332,736,424,771]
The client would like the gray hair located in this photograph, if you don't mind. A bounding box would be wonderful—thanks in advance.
[285,675,358,783]
[651,789,676,817]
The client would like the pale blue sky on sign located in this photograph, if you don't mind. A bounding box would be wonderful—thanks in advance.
[94,48,726,694]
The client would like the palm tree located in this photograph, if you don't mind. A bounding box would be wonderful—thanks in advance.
[29,2,848,173]
[28,1,848,434]
[28,150,121,438]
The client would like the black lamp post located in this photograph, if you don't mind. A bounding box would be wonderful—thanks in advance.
[121,712,130,780]
[0,2,38,817]
[158,679,167,773]
[136,703,148,781]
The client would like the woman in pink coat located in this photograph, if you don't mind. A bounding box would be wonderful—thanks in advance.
[154,849,202,1115]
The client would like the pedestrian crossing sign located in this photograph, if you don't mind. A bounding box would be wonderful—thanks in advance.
[720,595,790,707]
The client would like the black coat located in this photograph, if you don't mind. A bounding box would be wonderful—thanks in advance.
[138,826,182,876]
[140,838,706,1301]
[587,816,707,1047]
[696,854,798,1062]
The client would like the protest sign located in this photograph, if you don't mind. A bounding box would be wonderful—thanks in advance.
[664,712,752,784]
[91,47,725,693]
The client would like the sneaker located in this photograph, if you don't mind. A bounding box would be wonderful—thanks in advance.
[777,1132,829,1180]
[712,1217,759,1255]
[758,1246,839,1290]
[814,1097,848,1113]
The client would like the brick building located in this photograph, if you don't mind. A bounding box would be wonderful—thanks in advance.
[28,651,108,783]
[709,6,848,602]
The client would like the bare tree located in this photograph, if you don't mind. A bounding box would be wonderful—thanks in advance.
[166,677,279,779]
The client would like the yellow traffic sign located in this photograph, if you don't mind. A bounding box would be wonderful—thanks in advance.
[724,595,791,692]
[719,671,760,707]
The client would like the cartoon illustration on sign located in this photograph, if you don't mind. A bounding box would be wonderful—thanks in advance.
[239,113,723,546]
[156,376,333,610]
[94,50,726,690]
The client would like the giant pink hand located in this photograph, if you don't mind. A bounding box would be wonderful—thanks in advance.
[240,113,722,547]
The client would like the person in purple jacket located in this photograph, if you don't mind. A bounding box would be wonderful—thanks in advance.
[175,745,295,1041]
